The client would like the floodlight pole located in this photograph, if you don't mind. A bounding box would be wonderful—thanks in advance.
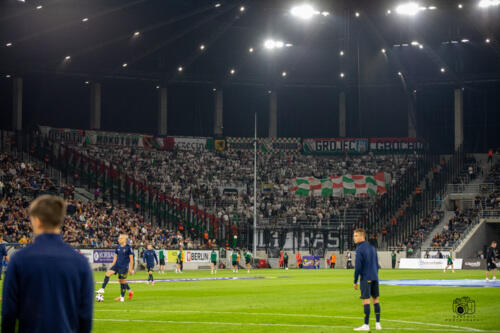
[253,112,257,258]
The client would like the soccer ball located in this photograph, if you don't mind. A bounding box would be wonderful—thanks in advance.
[96,294,104,302]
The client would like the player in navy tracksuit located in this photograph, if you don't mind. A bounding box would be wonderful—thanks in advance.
[96,234,134,302]
[1,195,93,333]
[353,228,382,331]
[0,234,9,280]
[142,244,158,285]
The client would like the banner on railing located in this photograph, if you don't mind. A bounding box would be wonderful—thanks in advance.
[302,138,369,155]
[302,256,320,269]
[226,137,301,154]
[39,126,85,145]
[369,138,426,154]
[156,136,213,151]
[85,130,155,148]
[92,249,116,263]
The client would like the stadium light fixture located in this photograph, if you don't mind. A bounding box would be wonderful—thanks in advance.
[212,88,217,91]
[340,72,345,78]
[355,11,360,17]
[397,71,402,76]
[286,43,293,47]
[214,3,221,8]
[264,39,285,50]
[428,6,437,9]
[282,71,287,77]
[290,4,319,20]
[240,6,245,12]
[64,56,71,61]
[339,50,344,56]
[6,42,12,47]
[178,66,183,72]
[321,11,330,16]
[6,75,11,78]
[485,38,491,43]
[411,41,419,46]
[133,31,140,37]
[458,3,463,8]
[461,38,469,43]
[479,0,500,8]
[36,5,42,9]
[82,17,89,22]
[387,9,392,14]
[440,67,446,73]
[156,85,160,89]
[381,48,386,53]
[230,68,235,75]
[249,47,254,53]
[419,44,424,49]
[122,63,128,67]
[200,44,205,50]
[395,2,422,16]
[85,81,90,85]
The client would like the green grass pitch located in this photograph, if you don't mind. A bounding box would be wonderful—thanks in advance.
[4,269,500,332]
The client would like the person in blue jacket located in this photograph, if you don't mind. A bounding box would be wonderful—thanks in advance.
[2,195,93,333]
[142,243,158,285]
[0,234,9,281]
[353,228,382,331]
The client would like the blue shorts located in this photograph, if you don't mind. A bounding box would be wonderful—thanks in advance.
[146,265,154,272]
[360,280,379,299]
[110,265,128,280]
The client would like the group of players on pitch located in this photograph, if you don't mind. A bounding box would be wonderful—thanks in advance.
[94,234,255,302]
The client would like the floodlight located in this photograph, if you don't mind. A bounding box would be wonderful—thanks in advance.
[275,41,284,48]
[64,56,71,60]
[461,39,469,43]
[6,42,12,47]
[419,44,424,49]
[85,81,90,84]
[178,66,183,72]
[122,63,128,67]
[339,50,344,56]
[395,2,421,16]
[156,85,160,89]
[36,5,42,9]
[240,6,245,12]
[82,17,89,22]
[411,41,419,46]
[428,6,437,9]
[458,3,463,8]
[230,68,235,75]
[397,72,402,76]
[285,43,293,47]
[133,31,140,37]
[340,72,345,78]
[321,11,330,16]
[282,71,287,77]
[440,67,445,73]
[381,48,386,53]
[6,75,11,78]
[485,38,491,43]
[200,44,205,50]
[479,0,500,8]
[249,47,254,53]
[355,12,360,17]
[290,4,318,19]
[214,3,221,8]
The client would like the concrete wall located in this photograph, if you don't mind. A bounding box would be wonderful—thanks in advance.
[456,221,500,258]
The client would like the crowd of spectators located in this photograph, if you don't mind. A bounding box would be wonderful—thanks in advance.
[0,152,215,249]
[430,208,477,248]
[66,144,421,228]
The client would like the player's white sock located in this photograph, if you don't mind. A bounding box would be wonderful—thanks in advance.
[120,297,124,302]
[452,270,455,273]
[376,322,382,330]
[493,276,497,280]
[97,288,105,294]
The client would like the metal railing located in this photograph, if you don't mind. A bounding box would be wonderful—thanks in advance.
[480,210,500,219]
[446,183,496,194]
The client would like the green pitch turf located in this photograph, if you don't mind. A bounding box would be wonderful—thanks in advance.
[4,269,500,332]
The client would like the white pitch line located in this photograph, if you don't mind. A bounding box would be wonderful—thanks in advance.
[94,318,497,332]
[94,310,492,332]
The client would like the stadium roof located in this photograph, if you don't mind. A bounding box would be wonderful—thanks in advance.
[1,0,500,88]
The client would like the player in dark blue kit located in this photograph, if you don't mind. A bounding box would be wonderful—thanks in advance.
[0,234,9,281]
[142,243,158,285]
[97,233,134,302]
[353,228,382,331]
